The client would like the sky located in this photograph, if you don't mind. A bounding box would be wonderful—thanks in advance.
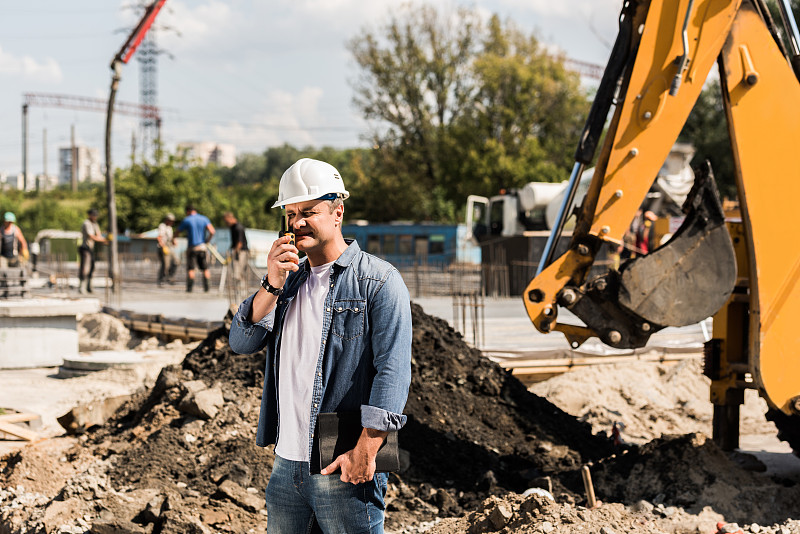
[0,0,621,178]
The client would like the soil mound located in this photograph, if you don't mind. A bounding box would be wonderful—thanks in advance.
[4,302,797,534]
[0,303,614,533]
[591,433,800,526]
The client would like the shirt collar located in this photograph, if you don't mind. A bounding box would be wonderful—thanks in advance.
[334,239,360,269]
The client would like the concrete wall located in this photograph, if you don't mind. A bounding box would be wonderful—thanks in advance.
[0,298,100,369]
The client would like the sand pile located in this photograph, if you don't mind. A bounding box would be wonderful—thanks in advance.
[531,359,775,444]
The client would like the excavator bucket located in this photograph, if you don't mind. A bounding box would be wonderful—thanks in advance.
[617,162,736,327]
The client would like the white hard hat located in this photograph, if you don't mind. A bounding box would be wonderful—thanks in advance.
[272,158,350,208]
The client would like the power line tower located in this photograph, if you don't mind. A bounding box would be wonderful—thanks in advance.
[137,31,160,162]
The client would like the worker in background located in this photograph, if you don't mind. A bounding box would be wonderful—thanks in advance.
[79,209,107,294]
[177,204,215,292]
[223,211,249,300]
[229,158,412,534]
[156,212,178,286]
[636,210,659,255]
[1,212,28,269]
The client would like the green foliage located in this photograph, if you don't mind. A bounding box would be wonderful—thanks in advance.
[348,6,589,221]
[0,187,90,242]
[679,80,736,199]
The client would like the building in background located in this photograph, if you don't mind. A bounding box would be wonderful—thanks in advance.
[35,174,60,191]
[176,142,236,168]
[59,146,103,186]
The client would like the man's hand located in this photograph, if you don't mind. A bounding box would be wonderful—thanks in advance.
[320,428,388,484]
[266,234,300,288]
[248,235,300,323]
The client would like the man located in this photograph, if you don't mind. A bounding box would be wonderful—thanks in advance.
[156,213,178,286]
[223,211,249,300]
[229,158,412,534]
[177,204,215,292]
[79,209,107,294]
[1,212,28,269]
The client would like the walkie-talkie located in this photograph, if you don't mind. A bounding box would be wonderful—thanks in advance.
[280,211,295,246]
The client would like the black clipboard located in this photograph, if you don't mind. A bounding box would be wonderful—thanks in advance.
[314,412,400,474]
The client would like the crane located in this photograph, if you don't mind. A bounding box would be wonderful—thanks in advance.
[20,92,162,192]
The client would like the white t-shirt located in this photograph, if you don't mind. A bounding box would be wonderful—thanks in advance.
[275,261,333,461]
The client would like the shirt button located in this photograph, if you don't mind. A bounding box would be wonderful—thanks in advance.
[314,403,318,408]
[326,307,331,311]
[318,372,322,377]
[338,307,343,311]
[354,307,359,312]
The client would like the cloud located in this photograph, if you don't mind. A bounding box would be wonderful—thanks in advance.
[169,86,331,151]
[0,46,62,83]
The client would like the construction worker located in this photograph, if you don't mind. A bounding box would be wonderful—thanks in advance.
[156,213,178,286]
[1,212,28,269]
[228,158,412,534]
[223,211,249,299]
[79,209,107,294]
[177,204,215,292]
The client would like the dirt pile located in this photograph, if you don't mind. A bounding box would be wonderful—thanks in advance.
[530,359,774,444]
[2,303,799,534]
[0,303,614,533]
[591,433,800,526]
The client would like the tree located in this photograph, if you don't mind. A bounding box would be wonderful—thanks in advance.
[348,6,589,222]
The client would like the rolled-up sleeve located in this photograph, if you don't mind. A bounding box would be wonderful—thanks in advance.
[229,291,275,354]
[362,268,412,432]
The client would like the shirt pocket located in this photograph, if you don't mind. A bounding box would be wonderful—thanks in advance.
[331,299,366,341]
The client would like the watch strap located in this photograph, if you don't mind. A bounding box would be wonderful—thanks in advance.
[261,274,283,295]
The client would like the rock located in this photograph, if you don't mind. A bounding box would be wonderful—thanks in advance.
[136,493,167,525]
[179,387,224,420]
[201,509,229,525]
[488,502,513,530]
[600,527,616,534]
[212,480,265,512]
[435,488,458,515]
[476,470,498,491]
[520,493,553,517]
[540,521,555,533]
[44,498,85,532]
[224,462,253,488]
[749,525,761,533]
[182,380,208,394]
[90,519,147,534]
[57,395,132,435]
[630,500,654,514]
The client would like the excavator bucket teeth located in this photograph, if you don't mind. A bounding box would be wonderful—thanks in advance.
[617,162,736,327]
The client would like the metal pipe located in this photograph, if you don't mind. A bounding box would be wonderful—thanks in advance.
[777,0,800,56]
[536,161,585,276]
[105,60,122,303]
[21,104,28,191]
[670,0,696,96]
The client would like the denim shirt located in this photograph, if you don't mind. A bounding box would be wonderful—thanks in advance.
[229,240,412,455]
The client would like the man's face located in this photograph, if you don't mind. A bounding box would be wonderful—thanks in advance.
[285,199,343,254]
[224,215,234,227]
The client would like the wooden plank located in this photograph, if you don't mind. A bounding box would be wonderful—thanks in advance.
[0,413,39,424]
[0,420,40,441]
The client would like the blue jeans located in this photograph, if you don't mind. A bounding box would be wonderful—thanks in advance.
[266,456,387,534]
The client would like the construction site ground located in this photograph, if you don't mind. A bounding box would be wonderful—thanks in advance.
[1,294,799,533]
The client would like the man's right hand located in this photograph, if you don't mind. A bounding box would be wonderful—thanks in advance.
[266,234,300,289]
[249,235,299,323]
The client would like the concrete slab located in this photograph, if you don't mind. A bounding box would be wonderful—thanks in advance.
[0,297,101,369]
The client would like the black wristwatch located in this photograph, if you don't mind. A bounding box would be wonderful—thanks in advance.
[261,274,284,296]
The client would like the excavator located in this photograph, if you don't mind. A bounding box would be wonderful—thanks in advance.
[525,0,800,454]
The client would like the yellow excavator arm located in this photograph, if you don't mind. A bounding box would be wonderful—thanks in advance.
[524,0,800,451]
